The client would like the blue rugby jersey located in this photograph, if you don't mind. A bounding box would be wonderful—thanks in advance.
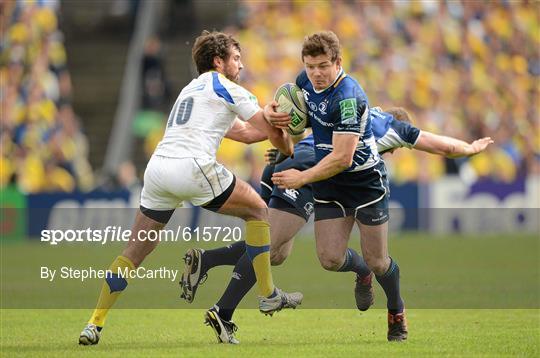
[296,69,379,172]
[300,107,420,154]
[370,107,421,153]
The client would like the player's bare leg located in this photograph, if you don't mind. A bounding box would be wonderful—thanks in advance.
[80,210,167,345]
[314,217,354,270]
[184,206,306,343]
[268,208,305,265]
[315,216,373,311]
[122,211,166,266]
[358,220,407,341]
[180,207,305,306]
[217,179,302,314]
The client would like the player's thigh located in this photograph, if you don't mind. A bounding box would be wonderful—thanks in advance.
[122,210,167,266]
[357,220,389,268]
[217,177,267,221]
[315,216,355,259]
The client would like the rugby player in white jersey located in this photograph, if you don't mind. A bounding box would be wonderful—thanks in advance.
[79,30,301,346]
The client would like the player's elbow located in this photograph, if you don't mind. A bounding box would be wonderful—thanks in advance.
[443,144,458,157]
[244,133,266,144]
[335,153,353,170]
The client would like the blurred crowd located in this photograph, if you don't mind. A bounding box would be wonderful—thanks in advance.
[2,1,538,196]
[1,0,94,193]
[223,0,539,183]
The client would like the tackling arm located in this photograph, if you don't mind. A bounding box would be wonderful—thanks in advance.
[247,110,294,156]
[225,118,268,144]
[414,131,494,158]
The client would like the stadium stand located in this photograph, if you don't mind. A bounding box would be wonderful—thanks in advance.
[1,0,94,192]
[229,0,539,183]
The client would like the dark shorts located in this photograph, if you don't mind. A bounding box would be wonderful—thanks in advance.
[260,145,316,221]
[312,161,390,225]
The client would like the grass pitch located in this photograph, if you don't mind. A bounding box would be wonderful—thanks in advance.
[1,309,538,357]
[1,233,539,356]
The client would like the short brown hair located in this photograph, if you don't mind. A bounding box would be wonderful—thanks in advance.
[301,31,341,62]
[192,30,241,75]
[385,107,412,124]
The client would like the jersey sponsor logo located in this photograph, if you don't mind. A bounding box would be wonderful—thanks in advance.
[310,111,333,127]
[284,189,299,201]
[339,98,357,125]
[318,101,328,115]
[307,100,328,115]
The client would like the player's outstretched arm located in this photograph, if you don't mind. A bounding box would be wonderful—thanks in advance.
[225,118,268,144]
[414,131,494,158]
[248,110,294,156]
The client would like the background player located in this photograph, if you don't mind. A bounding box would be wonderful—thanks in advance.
[79,30,301,346]
[181,105,492,344]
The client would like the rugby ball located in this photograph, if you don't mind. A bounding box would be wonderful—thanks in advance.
[274,83,308,135]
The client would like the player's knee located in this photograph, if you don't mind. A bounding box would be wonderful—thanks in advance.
[270,250,287,266]
[241,196,268,221]
[318,253,342,271]
[122,234,158,267]
[241,206,268,221]
[365,256,388,276]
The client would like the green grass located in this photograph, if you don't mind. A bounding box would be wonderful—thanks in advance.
[1,309,539,357]
[1,234,538,309]
[1,233,539,356]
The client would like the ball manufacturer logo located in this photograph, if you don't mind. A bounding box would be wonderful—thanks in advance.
[290,112,302,127]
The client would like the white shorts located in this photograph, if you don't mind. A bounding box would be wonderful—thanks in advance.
[140,155,234,210]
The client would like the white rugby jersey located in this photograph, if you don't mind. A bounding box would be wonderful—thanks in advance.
[154,71,260,159]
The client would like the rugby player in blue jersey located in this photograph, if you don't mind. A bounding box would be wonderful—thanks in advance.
[272,31,406,341]
[181,32,493,343]
[183,106,492,344]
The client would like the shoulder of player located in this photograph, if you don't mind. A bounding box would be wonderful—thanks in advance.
[387,115,420,143]
[295,70,310,88]
[336,75,366,95]
[204,71,256,104]
[332,78,368,108]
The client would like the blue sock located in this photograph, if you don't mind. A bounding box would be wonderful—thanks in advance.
[201,241,246,273]
[375,257,404,314]
[215,252,257,321]
[338,248,371,277]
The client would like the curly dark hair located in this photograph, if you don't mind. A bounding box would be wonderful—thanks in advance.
[301,31,341,62]
[385,107,412,124]
[192,30,241,75]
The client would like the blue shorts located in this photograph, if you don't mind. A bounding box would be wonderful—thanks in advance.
[260,145,316,221]
[312,161,390,225]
